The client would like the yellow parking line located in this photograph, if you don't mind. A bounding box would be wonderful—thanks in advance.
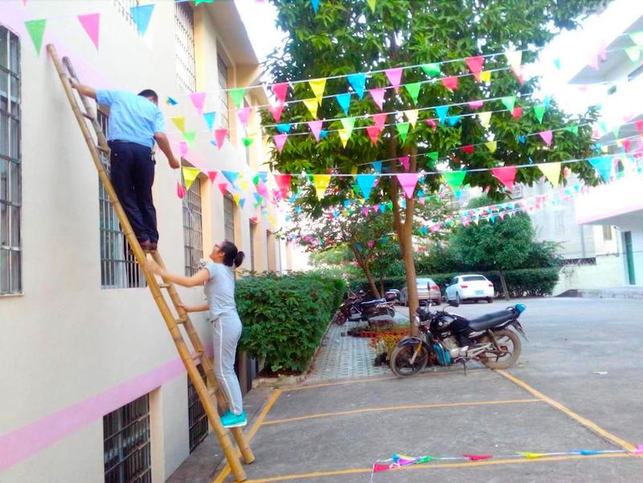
[213,388,283,483]
[496,370,637,452]
[242,453,635,482]
[263,398,541,426]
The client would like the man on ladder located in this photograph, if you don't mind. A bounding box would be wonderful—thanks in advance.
[72,80,180,252]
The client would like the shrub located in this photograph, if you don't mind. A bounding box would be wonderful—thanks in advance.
[236,272,346,373]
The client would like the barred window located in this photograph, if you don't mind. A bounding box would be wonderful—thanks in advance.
[0,26,21,295]
[113,0,140,28]
[97,112,145,289]
[182,177,203,276]
[187,365,209,453]
[223,195,235,243]
[175,2,196,94]
[104,394,151,483]
[217,55,229,129]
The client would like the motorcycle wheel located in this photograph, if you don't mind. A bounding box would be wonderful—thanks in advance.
[390,343,429,377]
[386,306,396,318]
[331,310,347,326]
[479,329,521,369]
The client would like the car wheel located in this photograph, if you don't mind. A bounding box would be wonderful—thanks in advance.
[455,293,461,305]
[487,297,493,303]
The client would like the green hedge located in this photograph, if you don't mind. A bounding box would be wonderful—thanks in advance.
[237,272,346,373]
[349,268,559,298]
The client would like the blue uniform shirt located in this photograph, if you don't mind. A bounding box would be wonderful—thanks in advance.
[95,90,165,148]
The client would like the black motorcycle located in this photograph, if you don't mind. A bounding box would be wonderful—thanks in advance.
[389,303,527,377]
[332,290,397,325]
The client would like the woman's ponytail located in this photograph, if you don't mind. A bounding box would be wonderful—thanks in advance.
[234,251,245,268]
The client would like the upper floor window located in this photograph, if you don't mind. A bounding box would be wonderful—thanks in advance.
[217,54,229,130]
[0,26,21,295]
[182,177,203,276]
[223,195,235,243]
[175,2,196,94]
[113,0,140,28]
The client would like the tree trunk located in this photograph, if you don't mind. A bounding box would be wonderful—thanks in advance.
[351,245,381,298]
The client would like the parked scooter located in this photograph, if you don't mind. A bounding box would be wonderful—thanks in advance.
[389,303,527,377]
[332,290,397,325]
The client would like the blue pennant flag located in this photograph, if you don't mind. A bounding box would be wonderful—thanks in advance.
[446,115,461,126]
[319,129,329,139]
[347,73,366,99]
[371,161,382,173]
[222,170,239,186]
[310,0,320,13]
[435,105,449,124]
[166,96,178,106]
[356,174,377,199]
[239,199,246,209]
[343,199,351,208]
[336,93,351,115]
[588,156,612,181]
[203,112,216,131]
[130,5,155,35]
[253,192,263,203]
[517,135,527,144]
[276,123,292,133]
[258,171,269,183]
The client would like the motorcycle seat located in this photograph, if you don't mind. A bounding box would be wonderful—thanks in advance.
[362,298,386,306]
[468,310,515,331]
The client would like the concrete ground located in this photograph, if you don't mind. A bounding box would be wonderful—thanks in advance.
[170,298,643,482]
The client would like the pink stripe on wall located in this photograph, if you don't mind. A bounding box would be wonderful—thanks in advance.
[0,357,185,470]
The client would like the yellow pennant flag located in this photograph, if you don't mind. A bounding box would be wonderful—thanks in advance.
[505,50,522,73]
[404,109,419,127]
[309,78,327,105]
[312,174,331,199]
[518,452,546,460]
[485,141,497,153]
[232,193,241,206]
[237,177,251,191]
[338,128,351,147]
[182,167,201,191]
[171,116,186,133]
[478,111,492,128]
[537,162,561,187]
[479,70,492,82]
[268,214,277,228]
[302,98,319,118]
[351,166,358,174]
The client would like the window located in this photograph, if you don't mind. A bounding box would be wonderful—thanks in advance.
[217,55,229,129]
[187,365,208,453]
[175,2,196,93]
[104,394,151,483]
[266,230,276,272]
[113,0,140,27]
[97,112,145,289]
[249,221,257,272]
[183,177,203,276]
[0,26,21,295]
[602,225,613,242]
[223,195,235,242]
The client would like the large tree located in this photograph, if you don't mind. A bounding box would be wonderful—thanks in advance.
[265,0,604,325]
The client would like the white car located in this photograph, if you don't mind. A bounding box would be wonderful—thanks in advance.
[445,274,495,305]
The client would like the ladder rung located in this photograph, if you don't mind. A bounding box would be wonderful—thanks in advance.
[176,316,188,325]
[81,111,94,121]
[191,352,203,364]
[159,283,171,288]
[96,145,109,154]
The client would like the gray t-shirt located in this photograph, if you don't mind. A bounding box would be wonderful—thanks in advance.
[204,262,237,320]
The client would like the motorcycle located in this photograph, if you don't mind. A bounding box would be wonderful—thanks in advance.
[389,303,527,377]
[332,290,397,325]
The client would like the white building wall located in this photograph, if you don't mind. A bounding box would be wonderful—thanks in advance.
[0,1,285,481]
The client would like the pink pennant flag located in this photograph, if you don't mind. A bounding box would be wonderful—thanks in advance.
[622,139,632,152]
[425,118,437,131]
[468,100,484,110]
[274,174,292,198]
[179,141,189,157]
[372,112,387,128]
[385,67,403,92]
[308,120,323,141]
[217,183,229,196]
[636,120,643,133]
[273,133,288,152]
[207,171,218,183]
[396,173,419,198]
[237,106,251,126]
[441,76,459,91]
[214,128,228,149]
[268,103,285,122]
[190,92,206,114]
[272,82,289,103]
[539,130,553,146]
[491,166,518,190]
[465,56,485,80]
[366,125,382,145]
[399,155,410,170]
[176,182,186,199]
[369,88,386,110]
[512,106,523,119]
[461,145,475,154]
[464,454,493,461]
[78,13,100,50]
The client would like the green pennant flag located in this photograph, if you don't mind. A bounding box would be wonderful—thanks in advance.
[421,63,441,77]
[427,151,439,163]
[396,122,410,143]
[630,31,643,46]
[501,96,516,112]
[404,82,422,105]
[442,170,466,191]
[182,130,197,147]
[564,124,579,135]
[25,19,47,55]
[624,46,641,62]
[366,0,377,13]
[229,87,246,108]
[242,136,254,147]
[533,104,546,123]
[340,117,356,138]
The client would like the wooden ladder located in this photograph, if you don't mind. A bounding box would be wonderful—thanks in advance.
[47,44,254,482]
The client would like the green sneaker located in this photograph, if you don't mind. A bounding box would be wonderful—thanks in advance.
[221,411,247,428]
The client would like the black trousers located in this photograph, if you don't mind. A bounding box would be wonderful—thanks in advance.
[108,141,158,243]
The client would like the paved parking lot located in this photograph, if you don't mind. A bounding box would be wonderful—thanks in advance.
[176,297,643,482]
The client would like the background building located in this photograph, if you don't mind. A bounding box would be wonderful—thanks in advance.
[0,1,292,481]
